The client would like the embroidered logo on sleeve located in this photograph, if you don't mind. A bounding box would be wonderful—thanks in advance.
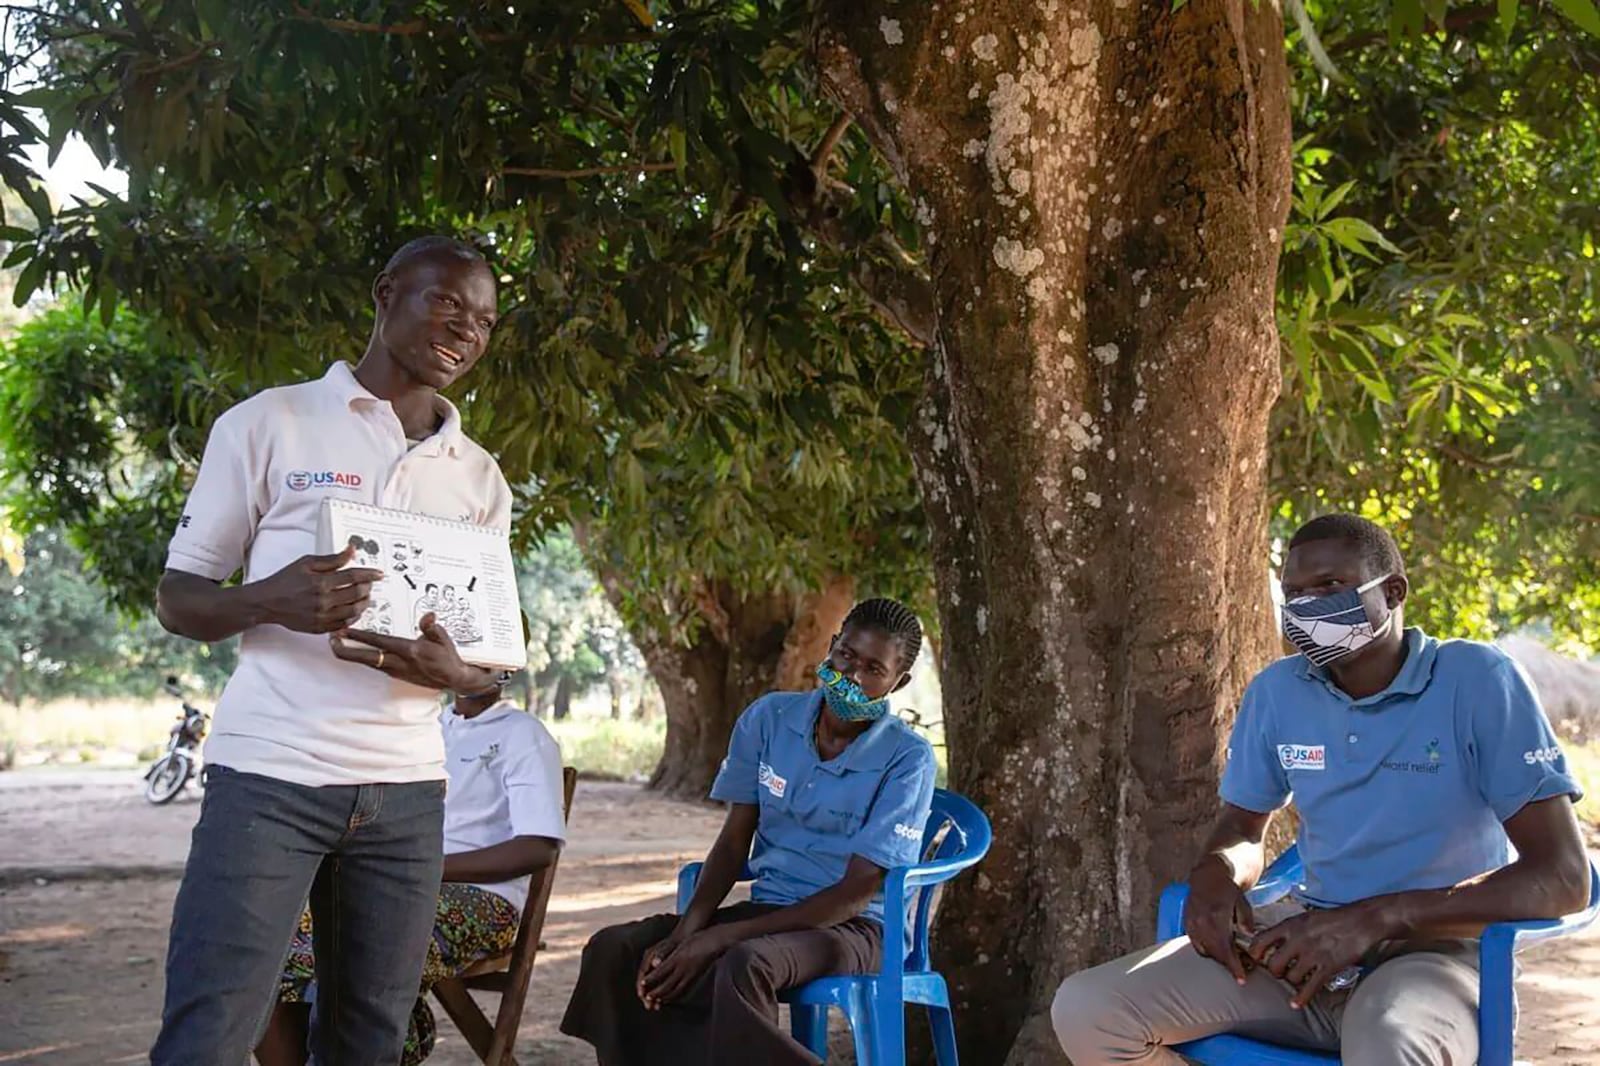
[1277,744,1326,771]
[1524,746,1563,766]
[893,822,922,841]
[758,761,787,799]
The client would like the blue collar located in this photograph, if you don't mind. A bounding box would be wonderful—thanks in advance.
[782,690,900,774]
[1294,627,1438,708]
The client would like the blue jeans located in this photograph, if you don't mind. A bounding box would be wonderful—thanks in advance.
[150,765,445,1065]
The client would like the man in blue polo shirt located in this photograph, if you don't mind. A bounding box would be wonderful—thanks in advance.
[562,598,937,1065]
[1051,514,1589,1065]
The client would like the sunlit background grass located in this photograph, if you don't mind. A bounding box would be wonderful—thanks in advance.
[2,691,1590,832]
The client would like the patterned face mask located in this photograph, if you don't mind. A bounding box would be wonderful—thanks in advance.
[1280,574,1394,668]
[816,661,891,723]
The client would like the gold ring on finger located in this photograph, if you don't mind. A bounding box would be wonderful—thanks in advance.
[376,649,386,670]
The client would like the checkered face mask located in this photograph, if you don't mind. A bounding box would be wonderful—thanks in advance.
[1280,574,1394,668]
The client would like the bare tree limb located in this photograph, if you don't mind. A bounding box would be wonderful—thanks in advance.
[849,249,937,349]
[289,5,427,35]
[781,150,936,348]
[621,0,657,30]
[810,112,853,179]
[287,6,652,45]
[1331,3,1498,54]
[503,162,678,179]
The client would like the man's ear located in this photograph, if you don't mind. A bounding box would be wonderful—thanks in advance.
[372,271,395,313]
[1385,574,1409,610]
[891,671,913,694]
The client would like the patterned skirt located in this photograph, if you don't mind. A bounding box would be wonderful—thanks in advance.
[278,882,520,1065]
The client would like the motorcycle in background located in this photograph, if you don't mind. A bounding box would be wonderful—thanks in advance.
[143,675,209,805]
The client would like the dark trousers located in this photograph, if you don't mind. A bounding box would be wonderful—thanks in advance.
[150,765,445,1066]
[561,901,883,1066]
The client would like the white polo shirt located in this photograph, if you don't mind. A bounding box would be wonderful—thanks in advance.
[166,362,513,786]
[442,701,567,911]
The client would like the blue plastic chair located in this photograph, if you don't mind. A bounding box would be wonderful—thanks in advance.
[1155,844,1600,1065]
[675,787,991,1065]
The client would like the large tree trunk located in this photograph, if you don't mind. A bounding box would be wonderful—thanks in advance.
[814,4,1291,1062]
[621,576,856,799]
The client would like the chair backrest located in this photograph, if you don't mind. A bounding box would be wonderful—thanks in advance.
[906,787,992,972]
[491,767,578,1010]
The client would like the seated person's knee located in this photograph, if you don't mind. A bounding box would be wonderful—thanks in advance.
[714,940,769,993]
[584,922,643,968]
[1050,969,1116,1052]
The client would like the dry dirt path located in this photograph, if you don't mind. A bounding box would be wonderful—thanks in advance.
[0,770,1595,1064]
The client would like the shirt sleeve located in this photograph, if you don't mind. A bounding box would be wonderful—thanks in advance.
[164,410,264,581]
[851,743,938,871]
[482,467,513,532]
[1471,657,1583,822]
[1219,676,1291,814]
[499,722,567,842]
[709,697,769,804]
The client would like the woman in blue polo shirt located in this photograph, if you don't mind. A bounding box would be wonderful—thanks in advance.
[561,598,937,1066]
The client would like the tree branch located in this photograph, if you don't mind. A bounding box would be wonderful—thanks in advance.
[810,111,853,179]
[1331,3,1498,54]
[849,247,937,349]
[287,5,654,47]
[134,47,208,76]
[502,161,678,179]
[621,0,657,30]
[781,151,936,349]
[289,5,426,35]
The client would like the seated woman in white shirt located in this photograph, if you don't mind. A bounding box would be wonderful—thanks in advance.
[255,688,567,1066]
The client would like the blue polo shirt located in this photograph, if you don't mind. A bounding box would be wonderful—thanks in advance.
[710,690,937,928]
[1222,629,1581,907]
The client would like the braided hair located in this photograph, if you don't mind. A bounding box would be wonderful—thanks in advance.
[842,597,923,673]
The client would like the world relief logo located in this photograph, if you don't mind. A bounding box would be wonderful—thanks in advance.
[285,470,363,492]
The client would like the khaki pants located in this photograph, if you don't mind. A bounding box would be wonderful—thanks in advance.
[1050,901,1480,1065]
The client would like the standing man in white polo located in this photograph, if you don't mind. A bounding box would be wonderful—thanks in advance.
[151,236,515,1065]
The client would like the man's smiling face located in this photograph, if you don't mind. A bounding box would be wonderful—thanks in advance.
[374,253,498,390]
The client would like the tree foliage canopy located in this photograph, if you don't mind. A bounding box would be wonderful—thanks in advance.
[2,0,930,637]
[0,0,1595,651]
[1275,1,1600,645]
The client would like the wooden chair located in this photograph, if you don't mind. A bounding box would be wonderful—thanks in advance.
[431,766,578,1066]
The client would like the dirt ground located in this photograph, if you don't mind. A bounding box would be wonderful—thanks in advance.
[1,771,1597,1065]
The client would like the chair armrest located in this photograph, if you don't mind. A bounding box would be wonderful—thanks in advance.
[675,860,757,913]
[1245,849,1304,909]
[1157,884,1190,941]
[1482,860,1600,959]
[903,850,986,889]
[1154,847,1305,941]
[1476,860,1600,1066]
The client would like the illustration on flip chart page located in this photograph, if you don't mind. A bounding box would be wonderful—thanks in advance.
[319,500,526,671]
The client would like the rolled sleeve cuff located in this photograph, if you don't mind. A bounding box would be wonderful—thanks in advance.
[1494,772,1584,824]
[854,842,919,872]
[505,785,567,843]
[709,766,758,805]
[1219,782,1288,816]
[164,546,238,583]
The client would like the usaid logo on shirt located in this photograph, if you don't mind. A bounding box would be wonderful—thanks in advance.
[286,469,363,492]
[1277,743,1326,771]
[758,761,788,799]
